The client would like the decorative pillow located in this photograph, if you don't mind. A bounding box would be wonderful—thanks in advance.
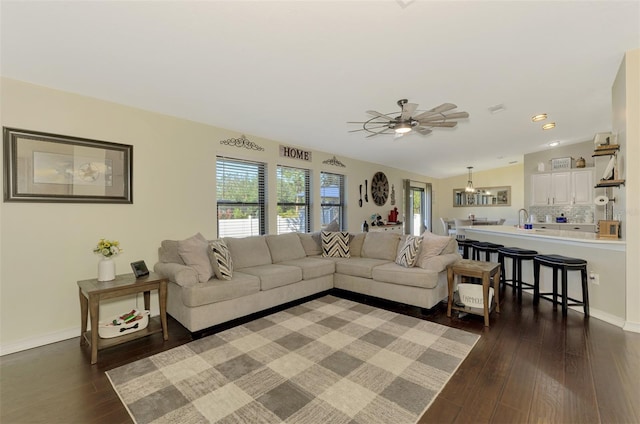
[321,231,350,258]
[416,231,453,268]
[395,235,423,267]
[177,233,212,283]
[208,239,233,280]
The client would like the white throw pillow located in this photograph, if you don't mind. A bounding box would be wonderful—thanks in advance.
[321,231,350,258]
[396,235,423,267]
[208,239,233,280]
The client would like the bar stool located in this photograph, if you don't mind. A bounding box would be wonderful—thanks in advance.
[472,241,503,262]
[456,238,478,259]
[533,254,589,316]
[497,247,538,298]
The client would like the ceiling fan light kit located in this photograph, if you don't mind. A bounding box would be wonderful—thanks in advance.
[349,98,468,138]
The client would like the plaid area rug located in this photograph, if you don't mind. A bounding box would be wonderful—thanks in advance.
[107,296,479,424]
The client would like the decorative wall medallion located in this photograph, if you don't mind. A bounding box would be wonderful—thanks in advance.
[371,171,389,206]
[220,135,264,151]
[322,156,346,168]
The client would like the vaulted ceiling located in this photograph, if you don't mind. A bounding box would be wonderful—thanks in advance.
[1,1,638,178]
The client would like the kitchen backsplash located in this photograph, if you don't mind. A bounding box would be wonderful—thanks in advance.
[529,205,596,223]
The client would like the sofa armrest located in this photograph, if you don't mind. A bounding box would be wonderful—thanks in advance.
[153,262,199,287]
[418,252,461,273]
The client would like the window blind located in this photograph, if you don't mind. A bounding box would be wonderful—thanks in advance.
[276,165,310,234]
[320,172,345,230]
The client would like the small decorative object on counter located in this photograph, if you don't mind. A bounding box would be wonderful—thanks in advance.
[362,220,369,232]
[388,207,399,223]
[576,157,586,168]
[556,214,567,223]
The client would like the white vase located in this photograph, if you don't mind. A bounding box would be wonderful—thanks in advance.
[98,257,116,281]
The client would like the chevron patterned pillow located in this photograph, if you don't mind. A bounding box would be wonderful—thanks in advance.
[208,239,233,280]
[321,231,350,258]
[396,235,423,267]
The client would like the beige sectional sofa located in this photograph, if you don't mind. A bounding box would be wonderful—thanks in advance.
[154,231,460,333]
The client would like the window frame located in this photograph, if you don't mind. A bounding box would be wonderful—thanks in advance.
[276,165,311,234]
[320,171,345,231]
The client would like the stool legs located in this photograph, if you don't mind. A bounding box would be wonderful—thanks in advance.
[581,268,589,316]
[533,261,540,305]
[533,258,590,317]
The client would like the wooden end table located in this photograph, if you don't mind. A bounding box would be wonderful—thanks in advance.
[78,272,168,364]
[447,259,501,326]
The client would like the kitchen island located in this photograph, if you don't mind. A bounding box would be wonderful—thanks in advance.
[460,225,626,327]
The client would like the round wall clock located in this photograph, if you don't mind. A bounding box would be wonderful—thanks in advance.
[371,171,389,206]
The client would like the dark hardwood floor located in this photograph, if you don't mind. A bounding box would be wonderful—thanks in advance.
[1,286,639,424]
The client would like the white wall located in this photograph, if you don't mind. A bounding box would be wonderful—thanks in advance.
[0,78,435,353]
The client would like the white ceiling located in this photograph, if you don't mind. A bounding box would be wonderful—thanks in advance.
[1,1,638,178]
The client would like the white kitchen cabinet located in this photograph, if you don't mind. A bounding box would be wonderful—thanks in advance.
[571,169,595,205]
[531,172,570,205]
[530,169,594,206]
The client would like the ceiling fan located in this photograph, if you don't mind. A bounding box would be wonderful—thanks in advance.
[348,99,469,138]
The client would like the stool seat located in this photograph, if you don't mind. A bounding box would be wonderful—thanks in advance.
[497,247,538,256]
[471,242,504,262]
[534,254,587,266]
[497,247,538,299]
[534,254,589,316]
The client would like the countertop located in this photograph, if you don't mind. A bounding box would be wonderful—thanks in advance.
[462,225,625,247]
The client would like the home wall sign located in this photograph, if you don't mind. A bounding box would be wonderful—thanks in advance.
[3,127,132,203]
[280,145,312,162]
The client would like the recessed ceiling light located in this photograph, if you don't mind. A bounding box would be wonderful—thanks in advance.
[542,122,556,130]
[488,104,506,114]
[548,141,560,147]
[532,113,547,122]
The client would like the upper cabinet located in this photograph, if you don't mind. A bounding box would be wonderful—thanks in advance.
[531,169,594,206]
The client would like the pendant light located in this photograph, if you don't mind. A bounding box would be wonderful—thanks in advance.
[465,166,475,193]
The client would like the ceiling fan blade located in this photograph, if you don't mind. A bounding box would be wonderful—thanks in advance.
[430,103,457,113]
[414,127,433,136]
[400,103,418,120]
[349,124,389,133]
[419,111,469,123]
[365,127,393,138]
[366,110,392,121]
[426,121,458,128]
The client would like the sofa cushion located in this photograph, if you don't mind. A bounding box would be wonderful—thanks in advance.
[225,236,272,269]
[180,272,260,307]
[361,232,400,261]
[325,219,340,231]
[154,262,199,287]
[395,235,423,268]
[322,231,350,258]
[416,231,453,268]
[239,264,303,290]
[349,233,366,257]
[335,257,391,279]
[159,240,184,265]
[208,240,233,280]
[266,233,306,263]
[419,252,461,273]
[441,238,458,254]
[298,232,322,256]
[372,263,440,289]
[279,257,335,280]
[177,233,212,283]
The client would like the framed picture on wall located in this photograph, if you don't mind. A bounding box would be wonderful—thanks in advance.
[3,127,133,203]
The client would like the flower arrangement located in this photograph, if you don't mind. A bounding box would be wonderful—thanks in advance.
[93,239,122,258]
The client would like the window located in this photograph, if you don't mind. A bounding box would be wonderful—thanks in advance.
[320,172,345,230]
[216,157,266,237]
[276,165,310,234]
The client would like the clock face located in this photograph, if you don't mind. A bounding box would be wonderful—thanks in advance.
[371,172,389,206]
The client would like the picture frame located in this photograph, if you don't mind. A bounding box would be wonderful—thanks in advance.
[130,260,149,278]
[551,157,572,170]
[453,186,511,207]
[3,127,132,203]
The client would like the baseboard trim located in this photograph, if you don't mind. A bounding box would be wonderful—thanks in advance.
[0,327,79,356]
[623,320,640,333]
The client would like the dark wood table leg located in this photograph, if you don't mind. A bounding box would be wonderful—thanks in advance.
[79,288,88,346]
[159,281,168,341]
[143,290,151,311]
[447,266,454,318]
[88,294,99,365]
